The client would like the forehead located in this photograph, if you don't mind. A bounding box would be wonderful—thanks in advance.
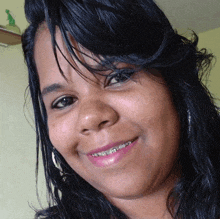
[35,22,101,62]
[34,23,67,77]
[34,24,102,87]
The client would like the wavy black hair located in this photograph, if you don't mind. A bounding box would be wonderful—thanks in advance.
[22,0,220,218]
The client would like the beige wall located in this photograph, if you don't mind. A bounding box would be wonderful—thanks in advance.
[198,27,220,106]
[0,44,47,219]
[0,29,219,219]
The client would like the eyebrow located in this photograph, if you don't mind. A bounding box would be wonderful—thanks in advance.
[41,83,65,97]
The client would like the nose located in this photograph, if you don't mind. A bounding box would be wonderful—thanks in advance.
[77,99,119,135]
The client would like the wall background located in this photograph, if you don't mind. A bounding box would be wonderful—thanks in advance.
[198,27,220,106]
[0,45,47,218]
[0,1,219,218]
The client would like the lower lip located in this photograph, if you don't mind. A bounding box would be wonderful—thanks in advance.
[87,139,138,168]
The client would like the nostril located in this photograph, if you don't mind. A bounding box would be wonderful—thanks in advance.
[80,120,110,135]
[98,120,109,129]
[82,128,89,134]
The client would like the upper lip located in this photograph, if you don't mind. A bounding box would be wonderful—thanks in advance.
[86,137,137,156]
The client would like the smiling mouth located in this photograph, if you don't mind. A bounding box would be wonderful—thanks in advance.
[91,141,132,157]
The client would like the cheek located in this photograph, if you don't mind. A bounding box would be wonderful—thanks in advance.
[130,86,180,162]
[118,89,174,128]
[47,116,75,153]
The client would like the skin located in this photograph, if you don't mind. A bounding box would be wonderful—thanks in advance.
[34,24,180,219]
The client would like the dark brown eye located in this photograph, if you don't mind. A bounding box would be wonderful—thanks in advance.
[52,96,76,109]
[105,69,136,87]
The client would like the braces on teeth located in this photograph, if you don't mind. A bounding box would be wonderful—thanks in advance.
[91,141,132,157]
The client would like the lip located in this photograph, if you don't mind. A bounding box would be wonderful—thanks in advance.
[87,137,138,168]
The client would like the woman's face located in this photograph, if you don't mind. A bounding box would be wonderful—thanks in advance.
[34,26,180,201]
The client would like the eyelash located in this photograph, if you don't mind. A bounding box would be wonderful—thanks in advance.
[51,69,136,109]
[52,96,76,109]
[104,68,136,87]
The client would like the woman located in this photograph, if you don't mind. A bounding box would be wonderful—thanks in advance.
[22,0,220,218]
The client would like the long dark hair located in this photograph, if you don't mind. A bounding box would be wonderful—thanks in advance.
[22,0,220,218]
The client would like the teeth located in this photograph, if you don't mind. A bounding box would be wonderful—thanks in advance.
[91,141,132,157]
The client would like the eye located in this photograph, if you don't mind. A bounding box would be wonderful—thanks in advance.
[52,96,76,109]
[105,68,136,87]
